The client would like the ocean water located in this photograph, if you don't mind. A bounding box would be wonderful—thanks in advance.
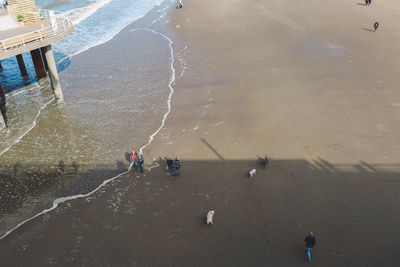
[0,0,165,91]
[46,0,164,59]
[0,0,178,237]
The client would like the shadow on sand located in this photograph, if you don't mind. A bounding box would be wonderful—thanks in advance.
[362,28,375,32]
[1,156,400,266]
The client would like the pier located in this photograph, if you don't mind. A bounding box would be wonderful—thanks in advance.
[0,0,73,128]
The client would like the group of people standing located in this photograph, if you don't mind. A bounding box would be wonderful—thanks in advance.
[166,156,181,176]
[129,152,181,176]
[365,0,371,5]
[130,151,144,172]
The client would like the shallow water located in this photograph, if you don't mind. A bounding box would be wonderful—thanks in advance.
[0,0,180,236]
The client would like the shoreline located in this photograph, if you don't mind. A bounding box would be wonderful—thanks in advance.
[0,0,177,238]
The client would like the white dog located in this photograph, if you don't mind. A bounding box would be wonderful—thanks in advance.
[206,210,215,225]
[249,169,256,178]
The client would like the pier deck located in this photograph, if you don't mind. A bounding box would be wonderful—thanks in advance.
[0,17,73,60]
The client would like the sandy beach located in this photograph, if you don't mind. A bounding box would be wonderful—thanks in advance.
[1,0,400,265]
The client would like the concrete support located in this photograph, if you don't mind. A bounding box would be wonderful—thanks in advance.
[16,54,28,77]
[30,48,46,80]
[40,47,49,72]
[0,83,7,129]
[42,45,63,102]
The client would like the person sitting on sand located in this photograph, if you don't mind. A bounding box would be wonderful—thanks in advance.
[178,0,183,9]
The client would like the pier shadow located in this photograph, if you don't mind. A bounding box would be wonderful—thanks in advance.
[0,160,130,216]
[201,138,225,161]
[1,157,400,266]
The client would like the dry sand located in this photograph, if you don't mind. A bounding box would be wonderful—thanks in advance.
[150,0,400,163]
[2,0,400,265]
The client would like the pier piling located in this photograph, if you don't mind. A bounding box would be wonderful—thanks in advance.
[30,48,46,80]
[0,84,7,129]
[0,8,73,110]
[42,45,63,102]
[16,54,28,77]
[40,47,49,72]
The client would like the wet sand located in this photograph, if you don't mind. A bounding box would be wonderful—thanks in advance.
[2,0,400,265]
[1,160,400,266]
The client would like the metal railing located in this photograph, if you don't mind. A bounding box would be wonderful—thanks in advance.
[0,10,72,54]
[38,9,64,19]
[7,6,18,22]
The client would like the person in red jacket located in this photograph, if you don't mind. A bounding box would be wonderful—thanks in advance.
[304,232,316,262]
[130,151,138,170]
[374,22,379,32]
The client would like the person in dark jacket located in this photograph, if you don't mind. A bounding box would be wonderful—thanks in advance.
[167,156,173,174]
[138,153,144,173]
[374,21,379,32]
[259,154,269,169]
[304,232,316,262]
[172,157,181,176]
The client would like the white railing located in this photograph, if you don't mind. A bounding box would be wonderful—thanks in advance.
[6,6,18,23]
[38,9,65,19]
[0,13,72,54]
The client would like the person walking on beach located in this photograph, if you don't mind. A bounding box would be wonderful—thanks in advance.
[138,153,144,173]
[259,154,269,169]
[172,157,181,176]
[177,0,183,9]
[130,151,138,170]
[167,156,173,174]
[304,232,316,262]
[374,22,379,32]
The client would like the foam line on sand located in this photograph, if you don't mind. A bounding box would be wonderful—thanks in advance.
[0,27,176,241]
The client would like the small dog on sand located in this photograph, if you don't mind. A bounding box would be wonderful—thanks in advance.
[207,210,215,225]
[249,169,256,178]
